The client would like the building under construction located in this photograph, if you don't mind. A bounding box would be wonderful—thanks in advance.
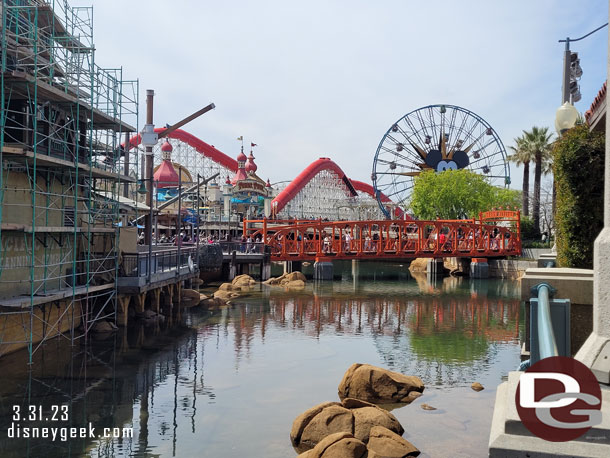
[0,0,139,362]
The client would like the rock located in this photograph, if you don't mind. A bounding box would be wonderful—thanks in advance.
[420,403,436,411]
[291,402,354,451]
[297,432,368,458]
[367,426,420,458]
[403,391,423,404]
[283,279,306,289]
[213,289,239,303]
[232,274,255,287]
[338,364,425,404]
[180,289,201,307]
[352,406,403,443]
[408,258,428,273]
[218,282,234,291]
[91,320,117,333]
[471,382,484,392]
[200,297,225,308]
[282,271,307,283]
[263,274,286,285]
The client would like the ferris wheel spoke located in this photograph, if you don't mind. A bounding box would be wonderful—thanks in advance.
[379,144,421,164]
[373,105,509,218]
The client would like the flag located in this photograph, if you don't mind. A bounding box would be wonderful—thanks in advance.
[251,142,257,147]
[237,136,243,141]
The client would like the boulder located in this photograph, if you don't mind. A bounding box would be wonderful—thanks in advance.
[283,271,307,283]
[262,274,286,285]
[283,279,306,289]
[297,432,368,458]
[91,320,117,333]
[218,282,234,291]
[263,271,307,286]
[180,289,201,307]
[367,426,420,458]
[408,258,428,273]
[232,274,256,287]
[200,297,225,308]
[471,382,484,392]
[338,364,424,404]
[352,405,403,443]
[291,402,354,451]
[213,289,239,303]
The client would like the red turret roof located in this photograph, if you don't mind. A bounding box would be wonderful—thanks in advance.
[246,152,257,172]
[161,140,173,152]
[154,160,179,187]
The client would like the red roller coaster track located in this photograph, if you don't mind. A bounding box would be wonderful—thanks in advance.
[126,128,239,172]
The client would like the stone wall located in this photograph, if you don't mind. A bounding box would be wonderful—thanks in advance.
[488,259,538,279]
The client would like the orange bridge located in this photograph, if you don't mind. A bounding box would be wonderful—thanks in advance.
[244,210,521,262]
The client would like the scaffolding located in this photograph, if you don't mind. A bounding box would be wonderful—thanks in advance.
[0,0,139,363]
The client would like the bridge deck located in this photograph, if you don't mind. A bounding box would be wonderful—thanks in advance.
[244,210,521,262]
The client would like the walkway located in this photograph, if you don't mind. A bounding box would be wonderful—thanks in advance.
[244,210,521,261]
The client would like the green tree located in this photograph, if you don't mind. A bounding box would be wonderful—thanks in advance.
[522,126,554,236]
[553,124,605,268]
[409,169,521,220]
[508,135,530,216]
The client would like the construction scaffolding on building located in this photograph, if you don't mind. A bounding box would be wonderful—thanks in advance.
[0,0,138,362]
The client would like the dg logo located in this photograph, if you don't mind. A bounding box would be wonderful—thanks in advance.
[516,356,602,442]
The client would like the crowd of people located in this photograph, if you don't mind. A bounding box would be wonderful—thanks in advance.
[137,230,225,246]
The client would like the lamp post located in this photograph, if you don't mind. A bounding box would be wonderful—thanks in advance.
[555,102,579,134]
[196,173,201,267]
[559,23,607,104]
[140,90,159,281]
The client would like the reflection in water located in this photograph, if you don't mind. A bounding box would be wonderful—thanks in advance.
[0,265,522,458]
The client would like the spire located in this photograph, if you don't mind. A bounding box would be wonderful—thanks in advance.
[246,151,257,173]
[160,139,173,161]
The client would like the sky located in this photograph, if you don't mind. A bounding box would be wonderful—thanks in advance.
[89,0,608,191]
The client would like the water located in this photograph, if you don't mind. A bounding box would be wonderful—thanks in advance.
[0,262,523,458]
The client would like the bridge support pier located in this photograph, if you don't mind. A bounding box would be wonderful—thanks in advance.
[228,251,237,280]
[261,262,271,281]
[351,260,360,290]
[314,261,334,281]
[427,258,444,277]
[470,258,489,279]
[283,261,293,274]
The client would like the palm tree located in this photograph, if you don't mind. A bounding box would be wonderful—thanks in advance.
[522,126,554,235]
[507,135,530,216]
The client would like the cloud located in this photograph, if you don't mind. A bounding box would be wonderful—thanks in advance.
[90,0,607,194]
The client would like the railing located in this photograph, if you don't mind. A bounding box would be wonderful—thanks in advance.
[244,212,522,261]
[219,241,266,255]
[533,283,559,362]
[120,247,197,277]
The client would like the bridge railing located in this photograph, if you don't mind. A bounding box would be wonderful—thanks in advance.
[244,211,521,261]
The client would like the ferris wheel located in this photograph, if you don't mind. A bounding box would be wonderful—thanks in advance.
[371,104,510,218]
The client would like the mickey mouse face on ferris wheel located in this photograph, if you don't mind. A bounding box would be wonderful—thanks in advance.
[424,148,470,172]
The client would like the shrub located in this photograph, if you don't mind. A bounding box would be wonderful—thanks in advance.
[520,215,539,241]
[553,124,605,268]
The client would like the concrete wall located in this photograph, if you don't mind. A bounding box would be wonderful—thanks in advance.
[520,248,550,260]
[489,259,537,279]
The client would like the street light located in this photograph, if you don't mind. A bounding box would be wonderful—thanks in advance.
[559,22,608,104]
[555,102,579,134]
